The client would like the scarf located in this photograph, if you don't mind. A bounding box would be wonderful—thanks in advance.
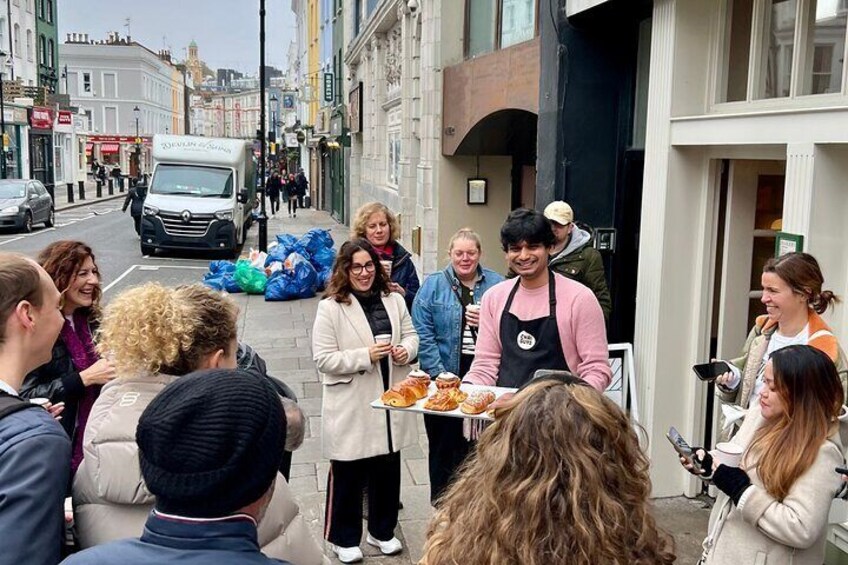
[61,311,102,474]
[371,243,394,261]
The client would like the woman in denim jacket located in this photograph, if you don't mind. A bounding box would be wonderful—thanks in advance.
[411,228,504,504]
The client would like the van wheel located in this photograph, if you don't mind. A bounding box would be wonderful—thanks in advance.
[141,243,155,256]
[23,212,33,233]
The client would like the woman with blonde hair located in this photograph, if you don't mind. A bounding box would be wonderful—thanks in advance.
[684,344,847,564]
[351,202,420,310]
[73,283,327,565]
[412,228,504,503]
[421,374,675,565]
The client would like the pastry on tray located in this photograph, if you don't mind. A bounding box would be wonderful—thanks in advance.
[399,377,429,400]
[381,385,418,408]
[407,370,431,386]
[424,389,460,412]
[435,373,461,390]
[461,390,496,415]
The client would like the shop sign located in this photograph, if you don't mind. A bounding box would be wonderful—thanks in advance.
[331,114,343,137]
[285,132,299,148]
[3,107,27,124]
[89,135,152,145]
[349,82,362,134]
[57,111,72,125]
[323,72,334,102]
[282,92,296,110]
[30,106,54,129]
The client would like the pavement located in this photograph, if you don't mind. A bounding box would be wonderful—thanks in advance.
[53,178,127,212]
[234,205,712,564]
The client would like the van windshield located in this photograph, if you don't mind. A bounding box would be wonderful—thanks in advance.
[150,164,234,198]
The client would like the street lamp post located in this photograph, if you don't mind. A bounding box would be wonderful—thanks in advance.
[133,105,141,177]
[0,51,8,180]
[257,0,268,252]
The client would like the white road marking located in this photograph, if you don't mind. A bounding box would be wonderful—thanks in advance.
[103,264,210,294]
[102,265,137,294]
[0,236,24,246]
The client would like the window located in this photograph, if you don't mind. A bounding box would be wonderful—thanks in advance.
[104,106,118,133]
[13,24,19,59]
[82,72,91,94]
[719,0,848,103]
[38,34,45,66]
[26,0,32,12]
[103,72,117,98]
[46,0,52,23]
[0,19,5,51]
[800,0,847,95]
[47,39,53,68]
[26,30,32,62]
[387,129,401,186]
[465,0,537,58]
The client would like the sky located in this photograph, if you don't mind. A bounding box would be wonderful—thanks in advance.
[58,0,295,75]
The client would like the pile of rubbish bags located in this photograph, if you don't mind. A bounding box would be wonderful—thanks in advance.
[202,228,336,301]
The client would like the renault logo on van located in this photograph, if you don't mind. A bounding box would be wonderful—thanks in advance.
[181,210,192,223]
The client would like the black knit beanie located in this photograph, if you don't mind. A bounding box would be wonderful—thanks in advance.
[136,368,286,518]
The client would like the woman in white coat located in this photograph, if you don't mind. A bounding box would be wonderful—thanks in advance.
[312,239,419,564]
[683,344,847,565]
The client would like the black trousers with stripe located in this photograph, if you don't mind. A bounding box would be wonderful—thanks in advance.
[324,451,401,547]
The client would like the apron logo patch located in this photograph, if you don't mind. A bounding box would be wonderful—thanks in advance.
[517,331,536,351]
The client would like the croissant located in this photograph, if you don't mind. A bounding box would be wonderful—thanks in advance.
[398,377,429,400]
[424,389,460,412]
[381,385,418,407]
[461,390,496,415]
[447,388,468,403]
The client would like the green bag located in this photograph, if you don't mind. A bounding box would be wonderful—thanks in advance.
[234,259,267,294]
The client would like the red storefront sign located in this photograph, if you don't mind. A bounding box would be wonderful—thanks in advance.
[89,135,152,145]
[30,107,54,129]
[57,111,72,125]
[99,143,120,154]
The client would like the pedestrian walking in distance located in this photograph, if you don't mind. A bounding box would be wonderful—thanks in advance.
[267,171,282,217]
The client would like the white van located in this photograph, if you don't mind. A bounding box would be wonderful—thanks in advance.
[140,135,257,256]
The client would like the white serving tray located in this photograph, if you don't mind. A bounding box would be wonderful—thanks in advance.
[370,382,517,421]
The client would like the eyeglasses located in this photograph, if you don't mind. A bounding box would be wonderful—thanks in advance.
[350,261,376,276]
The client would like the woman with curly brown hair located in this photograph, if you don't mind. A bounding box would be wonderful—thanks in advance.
[72,283,328,565]
[421,375,675,565]
[21,240,117,475]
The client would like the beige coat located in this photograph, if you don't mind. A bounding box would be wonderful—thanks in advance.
[73,373,329,565]
[312,293,419,461]
[702,405,848,565]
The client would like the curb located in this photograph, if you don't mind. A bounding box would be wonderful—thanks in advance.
[56,193,125,213]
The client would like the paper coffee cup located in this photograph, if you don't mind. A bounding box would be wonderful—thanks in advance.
[713,442,744,468]
[466,304,480,314]
[380,260,393,278]
[375,334,392,345]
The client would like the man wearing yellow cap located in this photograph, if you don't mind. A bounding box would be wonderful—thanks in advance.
[543,201,612,321]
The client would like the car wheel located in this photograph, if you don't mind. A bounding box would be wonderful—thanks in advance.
[44,208,55,228]
[140,243,155,256]
[23,212,33,233]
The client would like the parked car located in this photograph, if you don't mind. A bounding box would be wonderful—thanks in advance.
[0,179,54,232]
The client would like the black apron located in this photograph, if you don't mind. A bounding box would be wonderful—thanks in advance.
[497,273,569,388]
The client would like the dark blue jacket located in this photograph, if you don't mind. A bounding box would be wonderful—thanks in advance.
[0,403,71,565]
[385,241,420,311]
[61,511,290,564]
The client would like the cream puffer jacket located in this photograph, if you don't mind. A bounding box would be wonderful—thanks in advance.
[72,373,329,565]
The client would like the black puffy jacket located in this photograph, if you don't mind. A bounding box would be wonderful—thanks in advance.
[20,338,86,437]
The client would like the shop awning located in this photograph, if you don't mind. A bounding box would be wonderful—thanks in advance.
[100,143,120,154]
[85,143,93,156]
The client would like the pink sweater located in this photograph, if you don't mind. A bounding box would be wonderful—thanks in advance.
[463,273,611,391]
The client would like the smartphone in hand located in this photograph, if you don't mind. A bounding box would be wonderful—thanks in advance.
[667,426,702,474]
[693,361,731,382]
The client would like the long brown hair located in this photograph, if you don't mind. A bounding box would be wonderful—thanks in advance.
[747,345,844,500]
[763,252,839,314]
[421,380,675,565]
[37,240,102,317]
[323,239,390,304]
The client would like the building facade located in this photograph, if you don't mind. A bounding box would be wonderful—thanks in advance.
[34,0,57,92]
[60,33,187,175]
[3,0,38,86]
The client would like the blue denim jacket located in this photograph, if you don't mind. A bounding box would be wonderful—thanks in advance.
[411,265,504,376]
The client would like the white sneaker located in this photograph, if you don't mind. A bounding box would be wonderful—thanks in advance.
[366,534,402,555]
[332,545,363,563]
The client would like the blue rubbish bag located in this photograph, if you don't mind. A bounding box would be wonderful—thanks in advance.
[297,229,334,255]
[310,246,336,272]
[203,261,242,293]
[267,234,303,266]
[317,267,333,291]
[264,272,298,301]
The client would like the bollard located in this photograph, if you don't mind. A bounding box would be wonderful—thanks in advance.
[96,180,102,198]
[78,180,85,200]
[75,182,84,201]
[66,182,74,204]
[118,177,125,193]
[107,178,114,196]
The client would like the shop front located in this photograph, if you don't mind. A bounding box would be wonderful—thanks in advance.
[88,135,152,177]
[29,106,55,188]
[1,104,28,179]
[53,110,74,185]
